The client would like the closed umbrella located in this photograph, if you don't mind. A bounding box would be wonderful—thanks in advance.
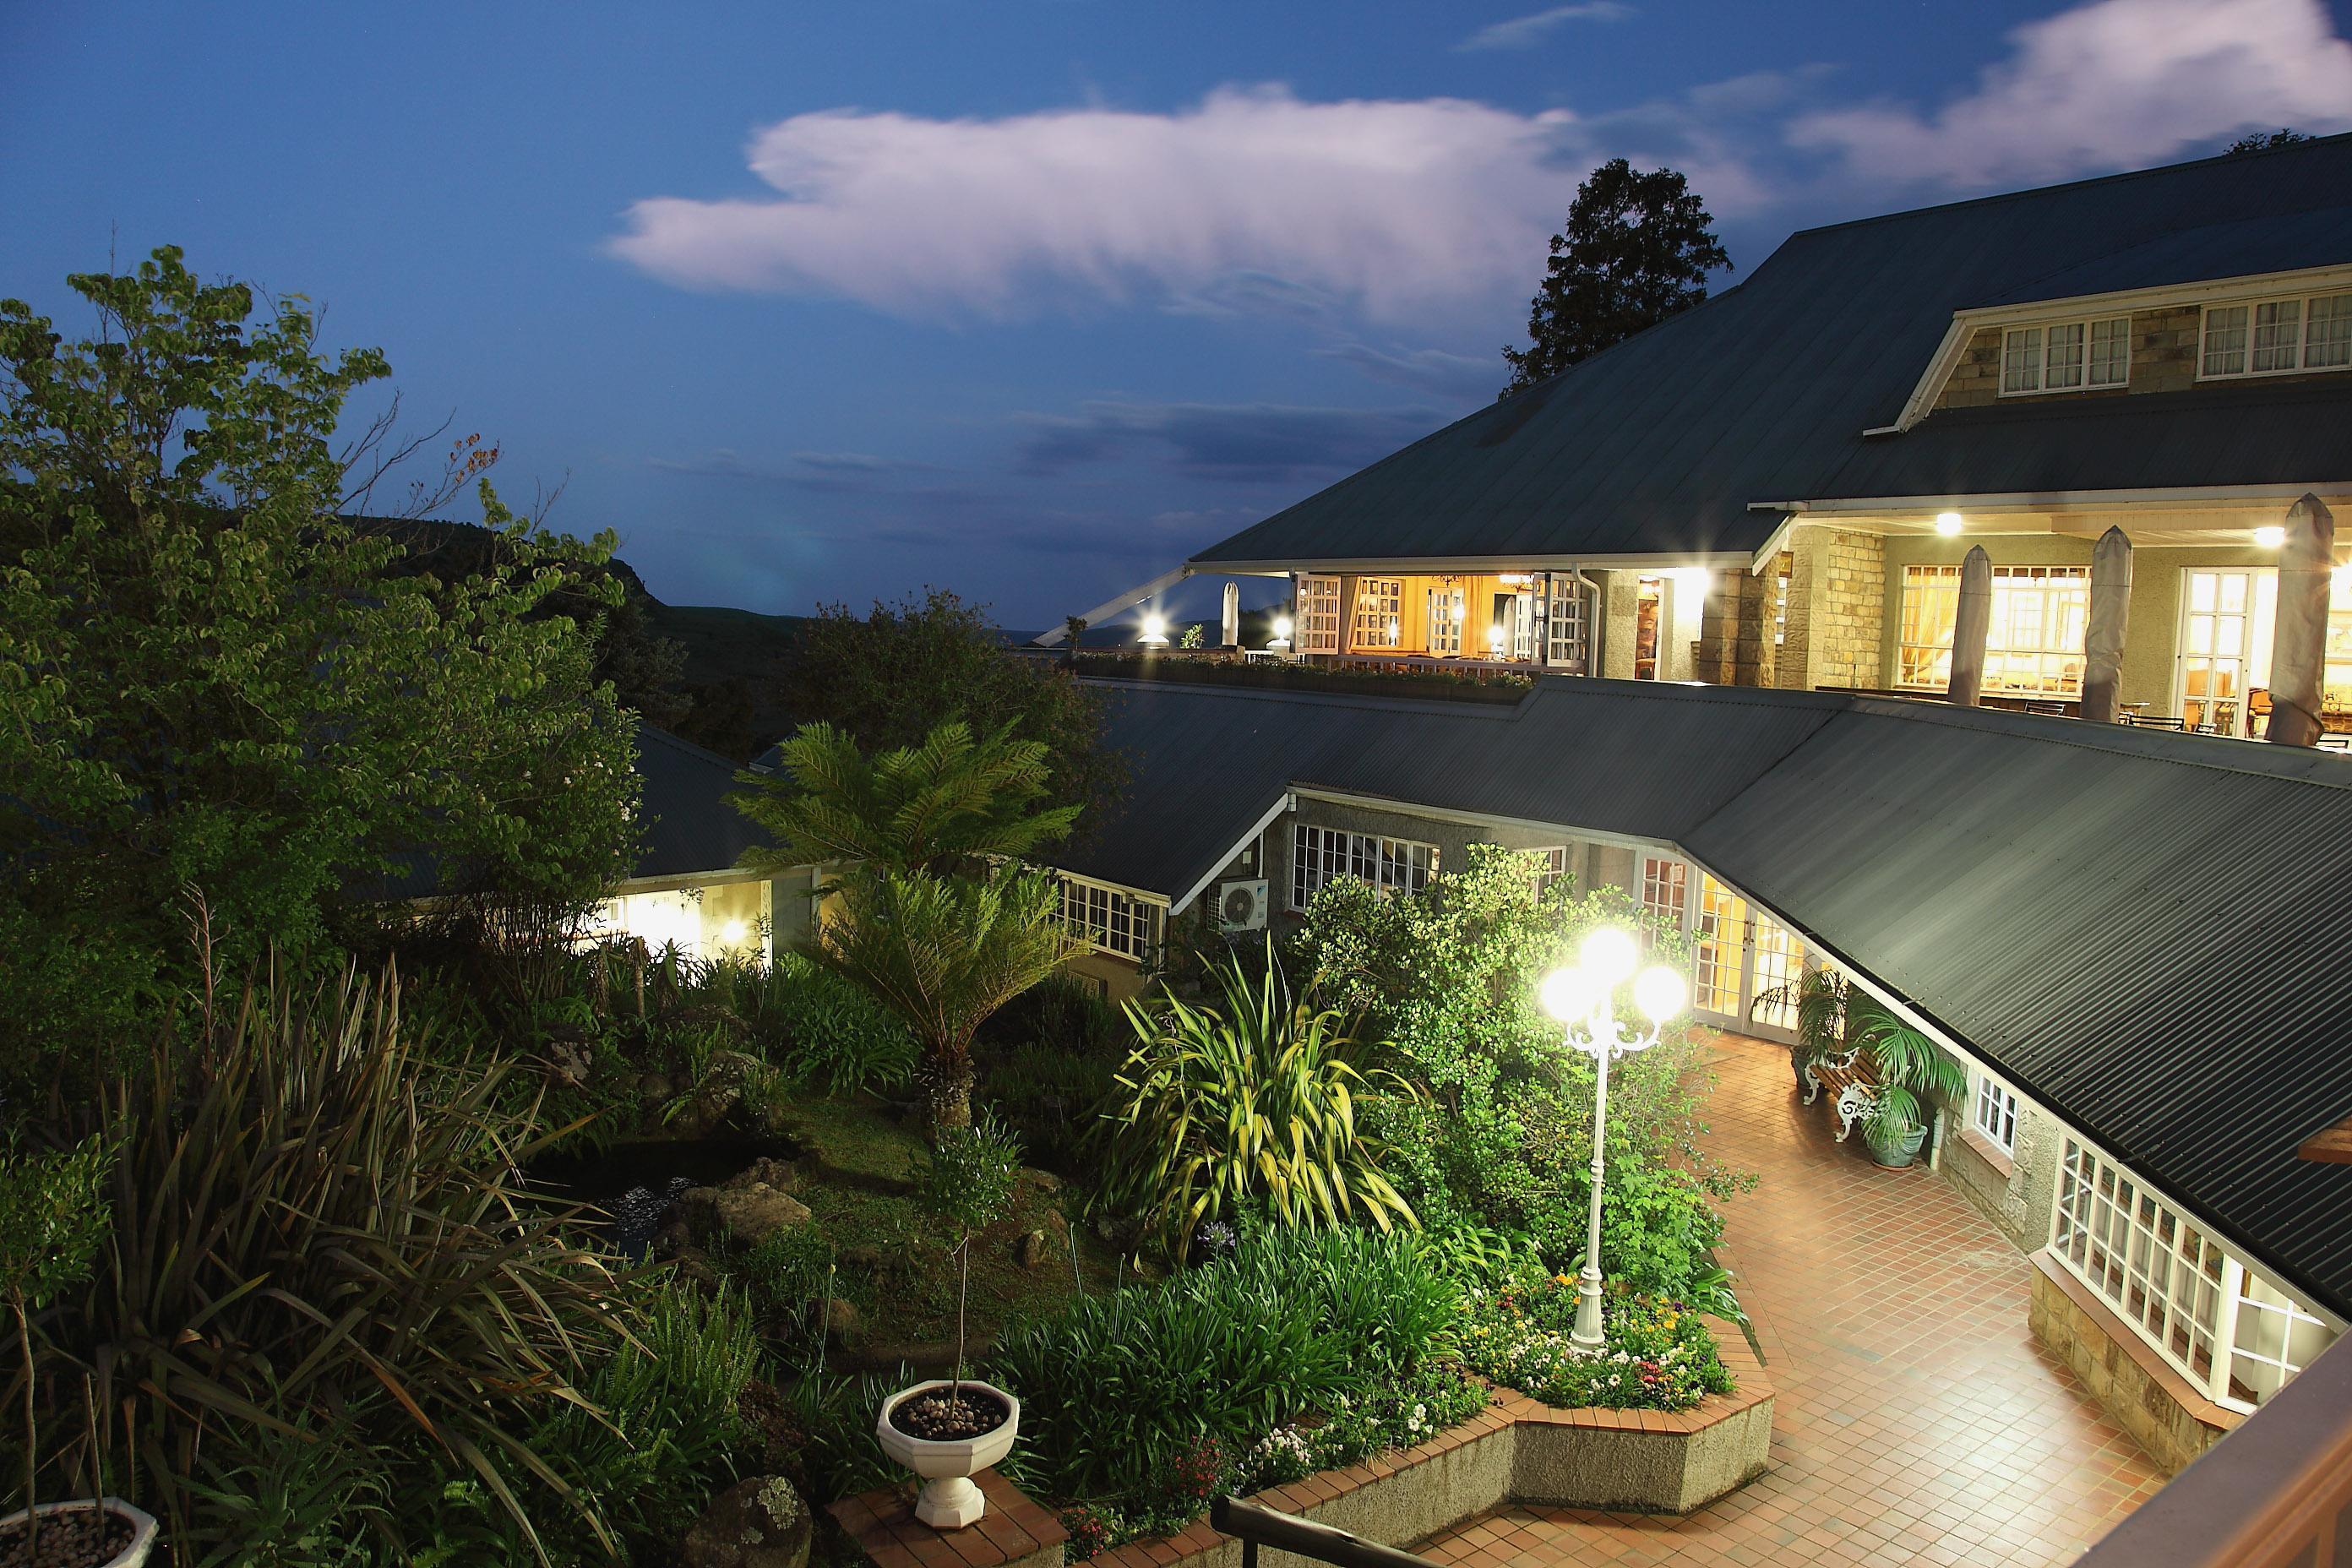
[2266,493,2337,747]
[1947,546,1992,707]
[2082,526,2133,723]
[1221,581,1240,649]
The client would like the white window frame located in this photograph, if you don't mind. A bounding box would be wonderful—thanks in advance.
[2199,290,2352,381]
[1545,574,1592,673]
[1352,578,1403,651]
[1054,873,1164,964]
[1527,846,1570,897]
[1972,1073,2019,1155]
[1427,582,1464,656]
[1289,824,1437,909]
[2049,1135,2339,1411]
[1896,564,2090,695]
[1999,315,2130,396]
[1296,574,1342,656]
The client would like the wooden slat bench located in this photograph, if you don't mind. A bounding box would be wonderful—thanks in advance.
[1801,1048,1881,1141]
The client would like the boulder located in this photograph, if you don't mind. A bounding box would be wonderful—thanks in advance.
[1014,1229,1050,1268]
[709,1182,812,1250]
[681,1475,812,1568]
[676,1051,771,1136]
[821,1296,861,1337]
[723,1157,802,1194]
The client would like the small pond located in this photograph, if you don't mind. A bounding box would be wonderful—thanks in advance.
[528,1135,794,1258]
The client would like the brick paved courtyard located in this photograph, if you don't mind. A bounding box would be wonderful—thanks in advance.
[1418,1031,2165,1568]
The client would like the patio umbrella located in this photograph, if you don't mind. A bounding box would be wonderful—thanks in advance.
[2266,493,2337,747]
[1222,580,1240,649]
[2081,526,2133,723]
[1946,546,1992,707]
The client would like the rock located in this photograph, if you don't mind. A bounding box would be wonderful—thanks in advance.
[670,1246,722,1291]
[710,1182,812,1250]
[821,1296,861,1337]
[638,1070,677,1101]
[681,1475,812,1568]
[675,1051,771,1137]
[723,1157,801,1194]
[1014,1229,1050,1268]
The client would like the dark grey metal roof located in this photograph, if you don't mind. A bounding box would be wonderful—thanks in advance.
[1974,204,2352,308]
[1060,677,2352,1318]
[635,725,769,879]
[1190,134,2352,569]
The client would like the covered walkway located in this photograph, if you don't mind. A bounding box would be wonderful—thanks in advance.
[1420,1032,2165,1567]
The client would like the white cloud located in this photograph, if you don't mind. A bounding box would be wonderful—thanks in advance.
[1455,3,1634,52]
[609,86,1616,320]
[1788,0,2352,188]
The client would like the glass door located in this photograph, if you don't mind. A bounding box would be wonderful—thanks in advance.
[2176,569,2277,736]
[1747,912,1805,1036]
[1427,583,1463,656]
[1689,869,1805,1043]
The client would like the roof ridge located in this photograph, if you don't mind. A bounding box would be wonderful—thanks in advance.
[1780,131,2352,245]
[1841,693,2352,790]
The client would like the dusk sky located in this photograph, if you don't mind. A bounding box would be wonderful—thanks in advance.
[8,0,2352,631]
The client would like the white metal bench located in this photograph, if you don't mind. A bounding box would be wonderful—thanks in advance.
[1802,1048,1881,1141]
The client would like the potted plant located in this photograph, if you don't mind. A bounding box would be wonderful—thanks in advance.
[1783,967,1854,1092]
[876,1117,1023,1528]
[0,1132,158,1568]
[1851,1004,1967,1169]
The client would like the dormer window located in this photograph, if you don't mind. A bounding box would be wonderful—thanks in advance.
[2200,291,2352,378]
[2001,317,2129,395]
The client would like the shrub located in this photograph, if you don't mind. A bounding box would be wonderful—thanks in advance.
[755,951,919,1095]
[1097,949,1418,1260]
[1460,1273,1733,1413]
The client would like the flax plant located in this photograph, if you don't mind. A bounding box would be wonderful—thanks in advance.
[1098,947,1419,1261]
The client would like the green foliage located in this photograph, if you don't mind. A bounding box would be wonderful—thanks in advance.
[787,587,1120,821]
[823,864,1070,1127]
[41,960,631,1564]
[1097,947,1419,1261]
[734,718,1079,877]
[1288,845,1750,1304]
[991,1229,1469,1516]
[1854,998,1968,1143]
[980,1039,1119,1171]
[1502,159,1731,394]
[758,951,919,1095]
[1461,1273,1733,1412]
[0,1130,112,1522]
[0,247,637,1088]
[923,1114,1023,1241]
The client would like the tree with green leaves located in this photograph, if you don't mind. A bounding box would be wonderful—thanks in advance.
[920,1114,1022,1401]
[790,588,1120,822]
[2226,128,2311,154]
[0,247,638,1090]
[1502,159,1731,395]
[0,1132,112,1546]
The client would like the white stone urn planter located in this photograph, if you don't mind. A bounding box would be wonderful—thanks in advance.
[0,1498,159,1567]
[875,1379,1021,1529]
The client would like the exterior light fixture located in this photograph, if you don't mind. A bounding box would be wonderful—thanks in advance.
[1269,614,1293,651]
[1668,567,1712,591]
[1538,924,1687,1350]
[721,918,749,946]
[1935,512,1964,536]
[2256,525,2287,548]
[1487,623,1507,656]
[1139,613,1169,646]
[1387,617,1401,645]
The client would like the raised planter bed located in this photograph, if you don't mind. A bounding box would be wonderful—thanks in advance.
[828,1320,1772,1568]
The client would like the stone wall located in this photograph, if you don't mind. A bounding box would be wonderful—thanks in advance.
[1938,1096,2063,1256]
[1693,569,1775,688]
[1773,527,1881,691]
[1936,325,2006,411]
[2028,1252,2240,1477]
[1928,302,2323,411]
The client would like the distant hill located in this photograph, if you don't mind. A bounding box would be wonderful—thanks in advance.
[641,601,811,762]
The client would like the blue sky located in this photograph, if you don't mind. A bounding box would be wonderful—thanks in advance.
[6,1,2351,631]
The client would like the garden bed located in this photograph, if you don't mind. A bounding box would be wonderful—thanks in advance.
[829,1322,1772,1568]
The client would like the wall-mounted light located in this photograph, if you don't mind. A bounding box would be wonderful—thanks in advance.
[1668,567,1711,591]
[1140,613,1169,646]
[1487,623,1506,655]
[1935,511,1965,536]
[721,918,749,946]
[2255,525,2287,549]
[1270,614,1293,651]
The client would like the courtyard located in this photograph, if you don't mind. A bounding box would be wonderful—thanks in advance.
[1419,1031,2166,1568]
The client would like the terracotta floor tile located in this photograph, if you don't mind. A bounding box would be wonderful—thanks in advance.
[1414,1032,2159,1567]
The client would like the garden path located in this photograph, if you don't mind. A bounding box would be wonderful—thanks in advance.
[1417,1030,2164,1568]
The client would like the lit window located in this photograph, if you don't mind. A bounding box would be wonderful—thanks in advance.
[1972,1075,2018,1154]
[1546,575,1592,672]
[2326,569,2352,721]
[2001,316,2128,395]
[1290,825,1436,908]
[1897,564,2088,694]
[1296,574,1342,655]
[1055,876,1162,963]
[2202,291,2352,380]
[1351,578,1402,650]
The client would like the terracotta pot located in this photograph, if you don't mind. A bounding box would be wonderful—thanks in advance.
[0,1498,160,1568]
[875,1379,1021,1529]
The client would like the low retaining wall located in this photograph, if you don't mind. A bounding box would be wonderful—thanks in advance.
[2028,1250,2240,1476]
[830,1321,1772,1568]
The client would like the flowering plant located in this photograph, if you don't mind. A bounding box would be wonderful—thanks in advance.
[1458,1274,1732,1413]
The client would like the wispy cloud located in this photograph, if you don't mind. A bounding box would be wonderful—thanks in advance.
[1310,340,1500,400]
[1455,3,1635,52]
[1788,0,2352,188]
[1015,400,1444,483]
[609,86,1600,321]
[646,447,952,493]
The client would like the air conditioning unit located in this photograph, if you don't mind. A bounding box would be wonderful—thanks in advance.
[1217,879,1270,934]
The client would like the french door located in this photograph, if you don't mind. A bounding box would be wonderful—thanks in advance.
[1647,854,1805,1043]
[2175,569,2276,736]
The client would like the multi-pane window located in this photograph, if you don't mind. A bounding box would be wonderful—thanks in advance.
[1527,846,1571,898]
[1638,855,1688,946]
[1352,578,1402,650]
[2201,291,2352,378]
[1296,575,1342,655]
[2001,317,2129,394]
[1289,825,1435,908]
[1057,877,1162,963]
[1546,575,1591,672]
[1897,564,2088,694]
[1427,583,1464,656]
[1973,1074,2019,1154]
[2326,568,2352,719]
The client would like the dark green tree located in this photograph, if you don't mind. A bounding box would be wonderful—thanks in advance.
[1502,159,1731,395]
[0,248,639,1088]
[2225,128,2311,154]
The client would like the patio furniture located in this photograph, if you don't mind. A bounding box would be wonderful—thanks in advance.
[1802,1046,1881,1141]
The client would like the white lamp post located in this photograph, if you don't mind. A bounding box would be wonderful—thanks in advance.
[1539,927,1688,1350]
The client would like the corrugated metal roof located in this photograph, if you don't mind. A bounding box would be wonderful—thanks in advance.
[1059,677,2352,1318]
[1973,204,2352,308]
[635,725,768,880]
[1190,134,2352,569]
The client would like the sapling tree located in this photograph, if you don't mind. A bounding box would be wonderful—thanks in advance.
[921,1115,1021,1407]
[0,1131,112,1549]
